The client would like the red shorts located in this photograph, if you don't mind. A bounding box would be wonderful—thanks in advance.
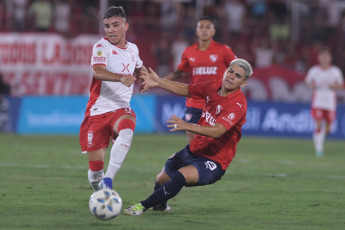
[79,108,136,153]
[311,108,335,123]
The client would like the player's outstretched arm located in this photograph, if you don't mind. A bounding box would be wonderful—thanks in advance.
[92,65,136,87]
[139,67,190,97]
[167,115,227,139]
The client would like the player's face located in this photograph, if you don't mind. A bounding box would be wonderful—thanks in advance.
[196,20,215,41]
[318,51,332,66]
[103,16,128,47]
[222,64,247,93]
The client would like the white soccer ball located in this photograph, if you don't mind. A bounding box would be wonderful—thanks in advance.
[89,188,122,220]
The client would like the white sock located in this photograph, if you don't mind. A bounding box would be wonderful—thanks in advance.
[88,169,104,184]
[313,130,325,153]
[104,129,133,180]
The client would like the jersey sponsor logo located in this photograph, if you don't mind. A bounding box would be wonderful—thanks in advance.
[192,66,218,76]
[201,110,216,126]
[112,50,118,55]
[96,44,103,48]
[189,57,195,63]
[222,116,233,125]
[216,105,223,114]
[87,131,94,147]
[209,54,218,63]
[97,51,103,56]
[228,112,235,120]
[92,56,106,62]
[236,103,243,108]
[205,161,217,171]
[206,96,211,103]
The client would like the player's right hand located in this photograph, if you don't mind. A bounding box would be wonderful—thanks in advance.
[120,74,137,87]
[139,67,160,93]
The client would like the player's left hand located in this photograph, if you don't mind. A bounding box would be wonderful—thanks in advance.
[120,74,137,87]
[167,115,186,132]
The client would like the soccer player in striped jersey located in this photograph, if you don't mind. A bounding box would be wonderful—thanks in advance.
[79,6,147,191]
[305,48,344,157]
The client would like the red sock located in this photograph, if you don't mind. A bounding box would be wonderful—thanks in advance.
[89,161,104,171]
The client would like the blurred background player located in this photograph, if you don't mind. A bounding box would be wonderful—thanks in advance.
[305,48,344,157]
[79,6,147,191]
[124,59,252,215]
[163,16,236,144]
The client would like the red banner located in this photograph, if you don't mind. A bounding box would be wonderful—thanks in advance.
[1,33,344,102]
[0,33,99,95]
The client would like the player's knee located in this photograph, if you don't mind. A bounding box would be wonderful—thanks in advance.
[118,118,135,133]
[156,171,170,185]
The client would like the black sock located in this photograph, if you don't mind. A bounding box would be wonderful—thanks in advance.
[141,171,186,209]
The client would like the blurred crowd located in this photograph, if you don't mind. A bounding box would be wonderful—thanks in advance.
[1,0,345,75]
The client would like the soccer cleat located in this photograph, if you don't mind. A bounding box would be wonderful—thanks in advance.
[152,202,171,212]
[98,177,113,189]
[90,178,102,191]
[316,151,324,157]
[124,203,145,216]
[89,171,104,191]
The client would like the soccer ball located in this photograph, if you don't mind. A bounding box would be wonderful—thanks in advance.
[89,188,122,220]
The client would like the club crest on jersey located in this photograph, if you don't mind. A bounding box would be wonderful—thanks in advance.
[130,49,135,61]
[216,105,223,114]
[228,112,235,120]
[97,51,103,56]
[209,54,218,63]
[185,113,192,121]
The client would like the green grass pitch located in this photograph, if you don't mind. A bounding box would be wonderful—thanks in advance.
[0,134,344,230]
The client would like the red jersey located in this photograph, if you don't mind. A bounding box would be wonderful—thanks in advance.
[178,40,236,109]
[188,81,247,170]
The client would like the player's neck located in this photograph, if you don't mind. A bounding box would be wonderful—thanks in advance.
[218,87,237,97]
[198,39,212,51]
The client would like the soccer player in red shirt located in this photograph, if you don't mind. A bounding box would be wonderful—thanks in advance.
[164,16,237,144]
[124,58,252,216]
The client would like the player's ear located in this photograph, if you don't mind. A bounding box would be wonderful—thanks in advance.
[240,80,247,88]
[124,22,129,32]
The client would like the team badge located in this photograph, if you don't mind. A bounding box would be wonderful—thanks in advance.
[185,113,192,121]
[97,51,103,56]
[228,112,235,120]
[87,131,94,147]
[216,105,223,114]
[130,49,135,61]
[209,54,218,63]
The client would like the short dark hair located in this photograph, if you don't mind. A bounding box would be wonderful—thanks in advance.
[103,6,126,20]
[197,16,215,25]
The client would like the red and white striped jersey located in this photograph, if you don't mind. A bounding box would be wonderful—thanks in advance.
[85,38,143,117]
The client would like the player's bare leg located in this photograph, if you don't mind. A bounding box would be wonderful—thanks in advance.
[87,148,106,191]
